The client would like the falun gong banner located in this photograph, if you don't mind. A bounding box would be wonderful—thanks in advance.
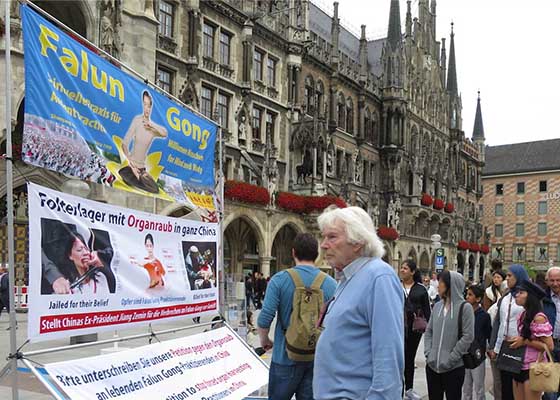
[21,5,217,209]
[27,183,219,342]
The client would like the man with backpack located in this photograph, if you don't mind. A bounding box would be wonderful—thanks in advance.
[257,233,336,400]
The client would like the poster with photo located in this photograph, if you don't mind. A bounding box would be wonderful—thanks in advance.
[27,183,219,342]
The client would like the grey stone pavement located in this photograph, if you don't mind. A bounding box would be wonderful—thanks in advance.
[0,311,495,399]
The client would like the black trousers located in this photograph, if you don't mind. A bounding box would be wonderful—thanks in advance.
[404,330,423,390]
[500,369,514,400]
[426,365,465,400]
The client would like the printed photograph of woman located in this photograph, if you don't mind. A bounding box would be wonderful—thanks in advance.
[130,233,166,289]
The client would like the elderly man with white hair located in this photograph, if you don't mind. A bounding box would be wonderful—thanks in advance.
[313,206,404,400]
[542,266,560,400]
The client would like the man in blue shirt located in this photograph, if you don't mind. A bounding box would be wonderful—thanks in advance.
[314,206,404,400]
[258,233,336,400]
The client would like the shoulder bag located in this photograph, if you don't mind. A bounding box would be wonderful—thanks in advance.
[496,296,525,374]
[529,344,560,392]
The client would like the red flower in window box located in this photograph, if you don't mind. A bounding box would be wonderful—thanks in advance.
[469,243,480,252]
[444,202,455,213]
[304,195,347,213]
[277,192,307,213]
[481,245,490,254]
[377,225,399,241]
[433,198,445,210]
[224,180,270,206]
[421,193,434,207]
[457,240,469,251]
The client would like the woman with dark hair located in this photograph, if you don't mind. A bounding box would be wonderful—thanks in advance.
[62,232,110,295]
[131,234,166,288]
[509,280,553,400]
[400,260,431,400]
[424,270,475,400]
[483,269,506,311]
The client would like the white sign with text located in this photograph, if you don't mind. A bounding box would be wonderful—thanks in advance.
[44,327,268,400]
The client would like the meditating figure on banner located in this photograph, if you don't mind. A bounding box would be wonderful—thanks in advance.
[62,232,111,295]
[185,245,204,290]
[119,90,168,193]
[130,233,166,289]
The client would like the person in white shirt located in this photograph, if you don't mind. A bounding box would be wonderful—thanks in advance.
[488,264,529,400]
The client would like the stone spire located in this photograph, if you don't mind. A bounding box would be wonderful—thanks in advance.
[331,1,340,65]
[446,23,458,95]
[440,38,446,87]
[359,25,368,83]
[405,0,412,37]
[472,91,485,140]
[387,0,402,50]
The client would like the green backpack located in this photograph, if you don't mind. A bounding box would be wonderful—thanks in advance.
[284,269,327,362]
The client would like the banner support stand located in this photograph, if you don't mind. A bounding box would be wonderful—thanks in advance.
[4,2,20,400]
[20,359,66,400]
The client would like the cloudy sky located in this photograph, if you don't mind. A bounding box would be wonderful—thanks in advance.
[311,0,560,146]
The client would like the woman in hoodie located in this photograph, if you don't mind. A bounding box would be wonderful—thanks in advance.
[424,270,475,400]
[488,264,530,400]
[400,260,431,400]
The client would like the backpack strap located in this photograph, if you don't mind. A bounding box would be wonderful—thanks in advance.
[310,271,327,290]
[286,268,305,288]
[458,301,466,340]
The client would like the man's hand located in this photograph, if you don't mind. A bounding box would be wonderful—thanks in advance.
[260,336,273,351]
[52,277,71,294]
[487,350,497,360]
[84,251,103,269]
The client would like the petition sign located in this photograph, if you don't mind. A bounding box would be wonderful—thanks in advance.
[45,327,269,400]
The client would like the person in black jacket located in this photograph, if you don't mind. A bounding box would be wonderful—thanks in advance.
[400,260,431,400]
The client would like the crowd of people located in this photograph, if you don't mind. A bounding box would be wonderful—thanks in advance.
[22,120,115,185]
[245,272,269,310]
[250,204,559,400]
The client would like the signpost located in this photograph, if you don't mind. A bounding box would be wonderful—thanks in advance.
[431,234,444,272]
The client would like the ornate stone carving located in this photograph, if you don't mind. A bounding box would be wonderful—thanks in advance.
[100,0,122,58]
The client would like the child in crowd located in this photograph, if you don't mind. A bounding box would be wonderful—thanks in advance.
[463,285,492,400]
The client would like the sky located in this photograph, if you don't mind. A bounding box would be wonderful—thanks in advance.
[310,0,560,146]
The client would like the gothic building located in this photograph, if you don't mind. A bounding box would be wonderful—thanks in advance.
[0,0,486,283]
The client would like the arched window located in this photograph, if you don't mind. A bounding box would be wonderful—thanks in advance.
[304,75,314,115]
[316,80,324,116]
[337,93,345,130]
[346,97,353,134]
[364,108,371,141]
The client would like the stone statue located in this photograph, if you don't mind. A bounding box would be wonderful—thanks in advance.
[451,230,457,243]
[326,147,334,176]
[100,0,122,58]
[15,192,27,220]
[441,186,447,201]
[371,205,380,228]
[355,159,363,184]
[417,174,424,195]
[238,114,247,140]
[387,198,396,228]
[268,175,277,206]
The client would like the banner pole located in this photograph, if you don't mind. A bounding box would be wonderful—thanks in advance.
[20,359,67,400]
[22,0,215,127]
[4,3,19,400]
[218,126,225,310]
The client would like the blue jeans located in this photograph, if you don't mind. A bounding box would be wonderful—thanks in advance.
[268,361,314,400]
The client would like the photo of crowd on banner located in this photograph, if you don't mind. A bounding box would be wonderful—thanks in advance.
[40,218,116,295]
[23,114,116,186]
[182,241,216,290]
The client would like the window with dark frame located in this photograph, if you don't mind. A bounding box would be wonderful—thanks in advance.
[517,182,525,194]
[538,201,548,215]
[201,86,213,119]
[267,57,276,87]
[219,31,231,65]
[538,222,547,236]
[495,204,504,216]
[203,23,215,59]
[494,224,503,237]
[539,180,548,192]
[515,223,524,237]
[516,202,525,216]
[254,49,264,81]
[495,183,504,195]
[157,67,173,94]
[217,93,229,130]
[158,0,174,38]
[252,107,262,141]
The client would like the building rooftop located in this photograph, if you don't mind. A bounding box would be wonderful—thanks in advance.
[483,139,560,176]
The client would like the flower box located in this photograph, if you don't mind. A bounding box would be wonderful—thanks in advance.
[224,180,270,206]
[277,192,307,213]
[276,192,346,214]
[481,245,490,254]
[421,193,434,207]
[433,198,445,210]
[444,202,455,213]
[377,225,399,241]
[457,240,469,251]
[469,243,480,252]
